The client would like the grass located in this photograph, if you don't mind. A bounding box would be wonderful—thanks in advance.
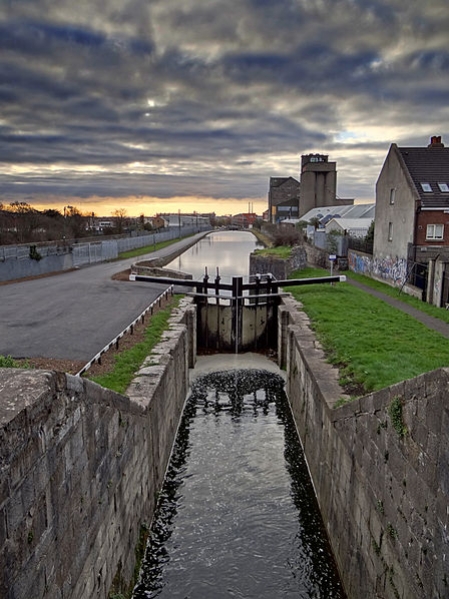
[0,355,25,368]
[253,246,292,259]
[346,271,449,325]
[287,267,449,396]
[118,236,192,260]
[87,295,182,393]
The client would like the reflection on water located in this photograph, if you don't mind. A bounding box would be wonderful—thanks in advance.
[132,370,346,599]
[165,230,262,281]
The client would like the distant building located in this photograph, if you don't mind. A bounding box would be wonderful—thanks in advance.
[231,213,258,228]
[158,213,210,228]
[149,215,168,229]
[299,154,338,217]
[268,153,352,223]
[325,217,373,238]
[267,177,301,224]
[301,203,374,227]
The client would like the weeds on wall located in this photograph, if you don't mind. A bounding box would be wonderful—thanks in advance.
[388,396,407,438]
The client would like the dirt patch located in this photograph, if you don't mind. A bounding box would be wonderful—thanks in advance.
[111,269,132,281]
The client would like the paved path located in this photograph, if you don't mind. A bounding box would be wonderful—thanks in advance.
[346,278,449,339]
[0,232,208,362]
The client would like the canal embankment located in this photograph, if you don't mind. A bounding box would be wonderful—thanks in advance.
[1,260,448,598]
[0,297,196,599]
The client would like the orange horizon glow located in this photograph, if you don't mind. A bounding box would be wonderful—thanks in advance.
[24,195,267,218]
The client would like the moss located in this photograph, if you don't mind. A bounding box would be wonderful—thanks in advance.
[388,396,407,437]
[108,523,150,599]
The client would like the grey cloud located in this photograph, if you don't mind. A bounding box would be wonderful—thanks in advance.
[1,0,449,205]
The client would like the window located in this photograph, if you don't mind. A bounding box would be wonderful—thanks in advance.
[388,222,393,241]
[438,183,449,192]
[389,188,396,204]
[420,182,432,192]
[426,224,444,240]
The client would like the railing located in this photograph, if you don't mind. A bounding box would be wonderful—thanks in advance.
[130,271,346,353]
[76,286,174,377]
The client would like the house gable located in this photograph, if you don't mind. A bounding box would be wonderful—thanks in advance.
[373,143,418,267]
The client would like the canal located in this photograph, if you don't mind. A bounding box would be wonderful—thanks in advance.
[165,229,260,281]
[132,231,346,597]
[132,364,345,598]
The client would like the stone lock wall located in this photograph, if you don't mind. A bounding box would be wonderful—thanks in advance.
[279,294,449,599]
[249,245,307,279]
[0,298,196,599]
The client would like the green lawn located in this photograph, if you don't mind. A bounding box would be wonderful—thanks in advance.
[253,246,292,259]
[288,267,449,396]
[86,296,182,393]
[118,236,192,260]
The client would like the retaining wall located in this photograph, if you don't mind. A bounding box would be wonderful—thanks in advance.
[279,294,449,599]
[348,249,423,299]
[0,297,196,599]
[0,226,210,282]
[249,245,307,279]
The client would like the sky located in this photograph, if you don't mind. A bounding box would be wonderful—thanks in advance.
[1,0,449,217]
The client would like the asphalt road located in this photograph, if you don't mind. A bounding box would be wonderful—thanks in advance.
[0,233,207,361]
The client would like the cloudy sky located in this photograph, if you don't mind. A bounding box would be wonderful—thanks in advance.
[1,0,449,216]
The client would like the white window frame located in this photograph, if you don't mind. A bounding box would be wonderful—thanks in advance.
[426,224,444,240]
[438,183,449,192]
[420,182,432,192]
[388,222,393,241]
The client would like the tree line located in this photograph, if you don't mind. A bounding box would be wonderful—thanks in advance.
[0,202,136,245]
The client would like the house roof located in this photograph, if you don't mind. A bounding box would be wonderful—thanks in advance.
[398,143,449,208]
[269,176,300,188]
[326,217,372,231]
[301,203,375,223]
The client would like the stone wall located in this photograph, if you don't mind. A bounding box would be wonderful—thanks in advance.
[305,243,348,271]
[279,294,449,599]
[0,298,196,599]
[249,245,307,279]
[348,249,423,299]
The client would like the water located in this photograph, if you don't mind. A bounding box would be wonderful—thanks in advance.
[165,230,261,281]
[132,370,346,598]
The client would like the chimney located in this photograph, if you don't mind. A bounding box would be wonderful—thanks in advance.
[428,135,444,148]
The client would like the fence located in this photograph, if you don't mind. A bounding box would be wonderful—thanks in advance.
[0,225,211,281]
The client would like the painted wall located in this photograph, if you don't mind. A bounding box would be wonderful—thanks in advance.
[279,294,449,599]
[0,298,196,599]
[374,145,417,270]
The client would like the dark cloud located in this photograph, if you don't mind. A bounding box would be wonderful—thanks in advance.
[1,0,448,208]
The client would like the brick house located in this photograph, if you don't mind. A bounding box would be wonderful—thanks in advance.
[374,136,449,303]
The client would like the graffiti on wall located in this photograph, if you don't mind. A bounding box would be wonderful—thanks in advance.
[372,256,407,285]
[348,251,372,275]
[348,250,407,285]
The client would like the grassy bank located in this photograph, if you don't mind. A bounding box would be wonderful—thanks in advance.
[118,237,186,260]
[346,271,449,325]
[288,267,449,397]
[253,246,292,259]
[86,295,182,393]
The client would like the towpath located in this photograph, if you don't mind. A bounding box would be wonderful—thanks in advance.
[0,232,207,363]
[346,278,449,339]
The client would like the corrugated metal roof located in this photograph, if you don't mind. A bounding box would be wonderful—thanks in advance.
[301,203,375,222]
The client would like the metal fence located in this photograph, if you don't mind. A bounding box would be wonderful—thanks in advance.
[347,236,373,255]
[0,225,211,266]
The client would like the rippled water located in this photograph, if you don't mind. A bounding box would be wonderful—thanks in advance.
[132,370,346,598]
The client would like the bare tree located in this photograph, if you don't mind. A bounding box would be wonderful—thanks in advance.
[112,208,128,234]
